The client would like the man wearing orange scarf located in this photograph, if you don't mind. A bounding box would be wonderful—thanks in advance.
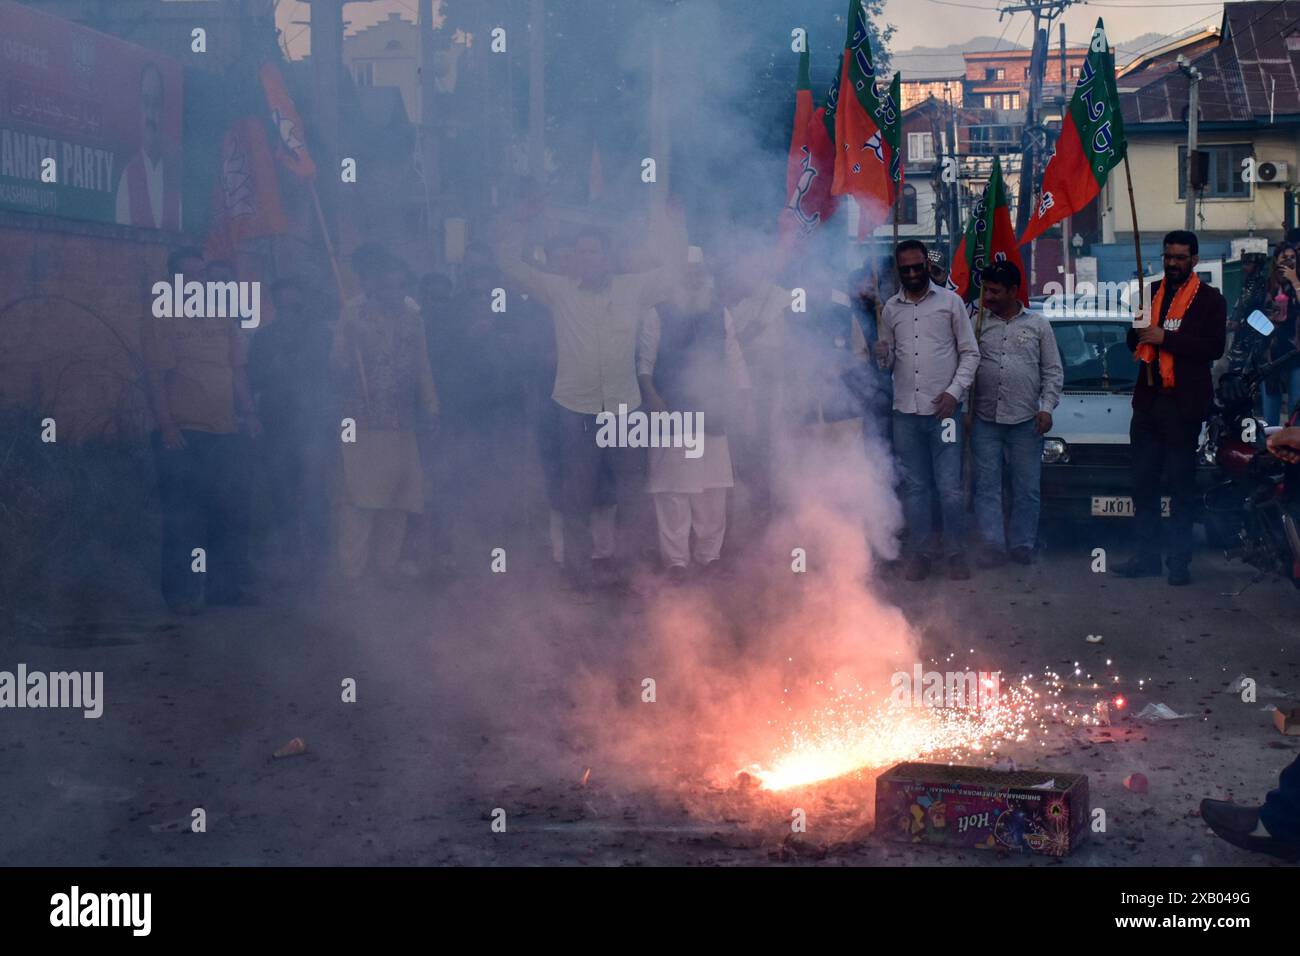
[1116,230,1226,585]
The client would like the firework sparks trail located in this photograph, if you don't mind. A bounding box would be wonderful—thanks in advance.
[745,672,1106,792]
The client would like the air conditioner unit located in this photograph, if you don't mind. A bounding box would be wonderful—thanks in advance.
[1257,160,1290,184]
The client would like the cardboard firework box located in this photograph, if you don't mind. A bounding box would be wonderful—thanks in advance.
[875,762,1090,857]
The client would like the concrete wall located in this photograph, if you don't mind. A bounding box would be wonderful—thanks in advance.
[0,218,166,444]
[1101,132,1298,239]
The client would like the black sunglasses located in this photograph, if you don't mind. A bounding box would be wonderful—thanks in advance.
[898,264,927,274]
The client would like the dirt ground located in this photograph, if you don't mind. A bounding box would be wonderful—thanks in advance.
[2,522,1297,868]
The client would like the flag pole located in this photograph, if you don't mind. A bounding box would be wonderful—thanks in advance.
[309,180,348,306]
[1122,153,1153,386]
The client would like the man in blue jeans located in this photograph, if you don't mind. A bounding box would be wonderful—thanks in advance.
[969,262,1063,566]
[875,240,980,581]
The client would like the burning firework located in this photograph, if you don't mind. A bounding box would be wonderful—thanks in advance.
[744,672,1103,792]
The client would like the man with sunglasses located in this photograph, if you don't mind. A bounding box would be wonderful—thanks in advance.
[874,240,980,581]
[1117,230,1226,586]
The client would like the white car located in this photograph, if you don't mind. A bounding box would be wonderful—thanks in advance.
[1033,298,1213,526]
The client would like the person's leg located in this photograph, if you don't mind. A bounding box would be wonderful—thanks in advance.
[930,412,966,559]
[300,434,333,585]
[1128,405,1164,562]
[1162,401,1202,575]
[653,493,691,568]
[558,406,600,588]
[206,433,252,601]
[1005,418,1045,553]
[609,443,649,566]
[151,431,204,609]
[370,509,408,575]
[970,417,1007,552]
[1285,365,1300,424]
[1263,385,1283,426]
[892,412,934,560]
[1259,753,1300,843]
[336,503,374,580]
[590,505,617,560]
[691,487,729,565]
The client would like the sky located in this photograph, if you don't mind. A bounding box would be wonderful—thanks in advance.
[882,0,1226,56]
[273,0,1229,60]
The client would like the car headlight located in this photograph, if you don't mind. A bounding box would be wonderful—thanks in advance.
[1042,438,1069,464]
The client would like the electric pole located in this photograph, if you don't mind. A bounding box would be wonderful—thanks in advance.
[303,0,380,239]
[1179,55,1203,232]
[1059,21,1070,275]
[998,0,1077,286]
[419,0,441,266]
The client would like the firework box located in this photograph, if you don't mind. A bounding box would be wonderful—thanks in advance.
[874,762,1089,857]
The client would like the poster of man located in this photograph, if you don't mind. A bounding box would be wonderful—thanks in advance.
[0,0,183,229]
[114,61,182,230]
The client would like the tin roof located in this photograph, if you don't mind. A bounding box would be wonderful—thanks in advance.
[1123,2,1300,126]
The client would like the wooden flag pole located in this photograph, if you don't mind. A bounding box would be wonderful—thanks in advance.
[309,179,368,404]
[1122,154,1154,385]
[309,180,348,306]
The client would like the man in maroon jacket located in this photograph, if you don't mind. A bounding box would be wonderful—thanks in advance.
[1116,230,1226,586]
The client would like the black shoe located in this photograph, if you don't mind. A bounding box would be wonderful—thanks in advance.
[665,565,689,586]
[947,554,971,581]
[1114,555,1162,578]
[1200,799,1300,862]
[1009,546,1033,565]
[903,555,930,582]
[1167,565,1191,586]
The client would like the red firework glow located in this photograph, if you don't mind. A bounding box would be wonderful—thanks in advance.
[742,672,1103,792]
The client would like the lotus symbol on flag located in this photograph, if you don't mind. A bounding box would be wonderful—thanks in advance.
[272,107,307,163]
[220,132,255,218]
[863,131,885,163]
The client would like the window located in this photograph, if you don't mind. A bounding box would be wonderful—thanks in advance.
[985,68,997,81]
[1071,66,1081,78]
[908,132,935,162]
[996,68,1006,80]
[899,184,918,224]
[1051,322,1139,391]
[985,94,997,108]
[1177,144,1252,198]
[356,61,374,86]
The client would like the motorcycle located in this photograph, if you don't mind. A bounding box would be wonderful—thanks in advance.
[1202,310,1300,587]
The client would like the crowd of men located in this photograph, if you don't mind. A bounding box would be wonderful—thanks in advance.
[139,221,1300,612]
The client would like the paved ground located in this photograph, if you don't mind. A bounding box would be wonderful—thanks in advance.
[2,521,1297,868]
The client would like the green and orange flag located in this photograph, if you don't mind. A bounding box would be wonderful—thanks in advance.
[777,43,841,256]
[950,156,1028,307]
[1019,18,1126,247]
[830,0,901,238]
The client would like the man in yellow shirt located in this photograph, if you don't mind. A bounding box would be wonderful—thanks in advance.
[140,247,261,614]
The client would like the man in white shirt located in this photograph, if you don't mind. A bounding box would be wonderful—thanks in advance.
[969,261,1063,566]
[874,240,980,581]
[497,209,682,592]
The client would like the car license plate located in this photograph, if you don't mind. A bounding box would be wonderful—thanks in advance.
[1091,496,1172,517]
